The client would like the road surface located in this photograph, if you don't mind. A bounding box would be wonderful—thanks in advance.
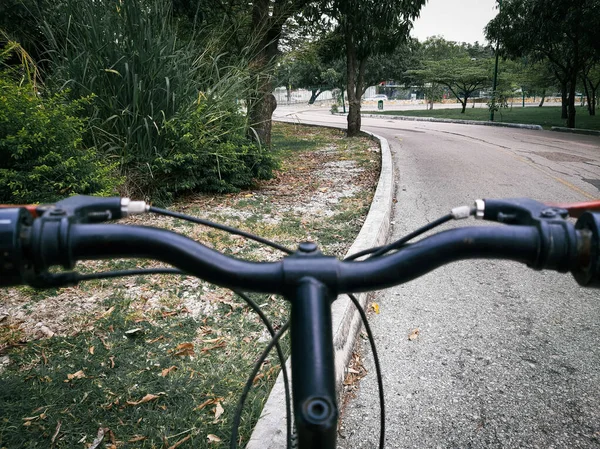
[275,107,600,448]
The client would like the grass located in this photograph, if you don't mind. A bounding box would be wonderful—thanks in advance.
[0,122,380,449]
[370,106,600,131]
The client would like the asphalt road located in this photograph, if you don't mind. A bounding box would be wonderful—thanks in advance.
[276,107,600,448]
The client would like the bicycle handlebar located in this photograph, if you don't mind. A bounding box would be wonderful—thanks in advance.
[2,214,588,293]
[2,195,600,449]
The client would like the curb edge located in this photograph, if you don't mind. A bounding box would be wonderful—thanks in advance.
[245,124,394,449]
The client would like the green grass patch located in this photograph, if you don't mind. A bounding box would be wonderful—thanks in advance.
[0,122,380,448]
[370,106,600,130]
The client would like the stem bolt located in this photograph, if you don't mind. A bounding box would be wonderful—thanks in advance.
[298,242,318,253]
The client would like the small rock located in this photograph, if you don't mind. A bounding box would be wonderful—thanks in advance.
[34,322,55,338]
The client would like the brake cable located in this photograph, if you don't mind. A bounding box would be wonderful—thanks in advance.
[28,205,391,448]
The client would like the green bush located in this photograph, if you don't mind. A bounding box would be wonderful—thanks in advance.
[153,98,275,202]
[0,77,118,203]
[41,0,272,202]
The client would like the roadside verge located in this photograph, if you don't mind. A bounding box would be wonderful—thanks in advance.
[246,124,394,448]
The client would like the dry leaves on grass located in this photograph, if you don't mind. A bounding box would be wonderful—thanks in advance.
[167,434,191,449]
[64,370,85,382]
[193,397,224,412]
[161,365,178,377]
[213,402,224,422]
[171,342,195,357]
[126,392,165,406]
[207,434,221,443]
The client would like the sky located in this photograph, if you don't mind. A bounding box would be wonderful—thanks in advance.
[411,0,499,45]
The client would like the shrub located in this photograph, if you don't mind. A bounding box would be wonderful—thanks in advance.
[153,97,275,202]
[0,76,119,203]
[41,0,272,202]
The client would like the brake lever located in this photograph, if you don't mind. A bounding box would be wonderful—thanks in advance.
[474,198,569,225]
[49,195,148,223]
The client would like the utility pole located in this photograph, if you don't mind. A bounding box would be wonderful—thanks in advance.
[490,0,502,122]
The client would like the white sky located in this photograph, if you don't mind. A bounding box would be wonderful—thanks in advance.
[411,0,499,45]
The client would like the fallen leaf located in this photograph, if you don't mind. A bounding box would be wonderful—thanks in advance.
[99,306,115,319]
[201,341,226,353]
[408,328,420,341]
[194,397,224,411]
[147,335,164,344]
[66,370,86,381]
[207,434,221,443]
[242,337,251,343]
[202,338,222,344]
[253,373,264,385]
[109,356,115,368]
[50,420,61,445]
[124,328,144,337]
[161,366,178,377]
[126,393,164,406]
[168,434,191,449]
[89,346,95,355]
[23,416,39,422]
[89,428,105,449]
[99,336,110,350]
[213,402,224,420]
[172,342,195,357]
[128,435,147,443]
[371,303,380,314]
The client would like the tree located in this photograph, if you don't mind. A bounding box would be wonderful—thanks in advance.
[418,57,491,113]
[486,0,600,128]
[312,0,426,136]
[409,39,492,113]
[171,0,312,147]
[581,61,600,116]
[275,39,337,104]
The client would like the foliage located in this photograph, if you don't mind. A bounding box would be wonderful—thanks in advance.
[307,0,426,136]
[0,30,41,89]
[41,0,272,201]
[156,99,276,201]
[409,38,492,113]
[0,76,117,203]
[485,0,600,127]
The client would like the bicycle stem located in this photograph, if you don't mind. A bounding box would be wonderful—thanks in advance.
[288,277,338,449]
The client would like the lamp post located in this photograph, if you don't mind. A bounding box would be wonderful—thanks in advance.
[490,0,502,122]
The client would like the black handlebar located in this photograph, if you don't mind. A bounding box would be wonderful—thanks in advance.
[2,195,600,449]
[0,200,598,292]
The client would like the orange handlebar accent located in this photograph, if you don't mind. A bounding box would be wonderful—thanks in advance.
[0,205,41,217]
[551,200,600,218]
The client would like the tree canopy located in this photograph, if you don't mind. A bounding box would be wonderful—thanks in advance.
[486,0,600,127]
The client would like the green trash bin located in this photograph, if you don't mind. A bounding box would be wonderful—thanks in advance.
[377,99,384,110]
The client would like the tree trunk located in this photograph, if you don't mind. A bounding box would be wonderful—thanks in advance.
[247,73,277,146]
[345,32,361,137]
[538,89,546,107]
[561,81,568,119]
[461,95,468,113]
[308,89,322,105]
[245,0,288,147]
[567,79,577,128]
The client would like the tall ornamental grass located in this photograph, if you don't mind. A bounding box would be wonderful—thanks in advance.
[42,0,273,202]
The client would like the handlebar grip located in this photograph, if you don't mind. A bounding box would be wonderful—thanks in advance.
[0,208,31,287]
[572,211,600,288]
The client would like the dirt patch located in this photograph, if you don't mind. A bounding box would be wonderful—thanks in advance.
[0,123,380,347]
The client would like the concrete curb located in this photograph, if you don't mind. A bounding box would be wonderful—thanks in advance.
[246,125,395,448]
[551,126,600,136]
[359,113,543,130]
